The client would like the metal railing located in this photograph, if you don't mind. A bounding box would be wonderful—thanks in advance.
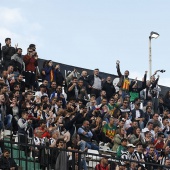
[2,136,170,170]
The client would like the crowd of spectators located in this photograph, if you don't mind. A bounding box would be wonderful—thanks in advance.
[0,37,170,170]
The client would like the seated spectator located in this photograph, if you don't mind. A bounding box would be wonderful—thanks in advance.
[145,146,158,169]
[161,117,170,138]
[141,130,153,145]
[121,112,132,130]
[147,113,162,128]
[121,143,136,166]
[159,146,170,166]
[95,157,110,170]
[152,124,160,139]
[131,101,145,130]
[77,79,89,102]
[154,132,165,152]
[129,127,143,145]
[126,120,139,136]
[0,149,18,170]
[34,120,51,139]
[50,85,66,108]
[96,90,107,105]
[34,84,48,101]
[116,138,128,158]
[90,116,102,144]
[112,128,126,152]
[134,143,146,169]
[102,117,117,145]
[144,106,153,126]
[142,122,153,134]
[78,120,99,150]
[107,97,120,111]
[49,130,60,147]
[41,104,56,127]
[48,81,57,96]
[119,99,131,115]
[12,74,26,93]
[67,77,79,101]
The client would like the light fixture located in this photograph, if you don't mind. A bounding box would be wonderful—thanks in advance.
[150,31,160,39]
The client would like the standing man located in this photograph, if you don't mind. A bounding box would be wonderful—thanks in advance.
[116,60,130,99]
[102,76,116,101]
[23,47,38,90]
[2,38,16,69]
[88,68,103,98]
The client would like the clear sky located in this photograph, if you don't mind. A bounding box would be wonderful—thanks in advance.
[1,0,170,86]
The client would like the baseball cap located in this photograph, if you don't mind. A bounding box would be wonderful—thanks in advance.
[127,144,136,148]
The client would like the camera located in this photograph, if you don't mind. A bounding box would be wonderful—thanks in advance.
[159,70,166,73]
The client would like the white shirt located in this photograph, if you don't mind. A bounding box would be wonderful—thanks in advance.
[92,76,102,90]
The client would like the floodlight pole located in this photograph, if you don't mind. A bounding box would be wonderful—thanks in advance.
[149,36,152,78]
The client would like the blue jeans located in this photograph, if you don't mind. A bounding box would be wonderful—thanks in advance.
[86,142,99,150]
[79,141,87,170]
[4,114,12,129]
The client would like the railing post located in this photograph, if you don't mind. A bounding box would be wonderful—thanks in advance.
[78,152,81,170]
[72,151,75,170]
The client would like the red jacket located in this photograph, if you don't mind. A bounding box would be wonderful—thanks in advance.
[23,55,38,72]
[95,164,109,170]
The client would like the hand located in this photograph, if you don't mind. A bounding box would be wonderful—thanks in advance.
[80,109,84,114]
[34,56,38,60]
[101,78,105,82]
[116,60,120,65]
[74,68,77,72]
[10,79,15,84]
[157,140,160,144]
[157,75,160,78]
[10,167,15,170]
[135,77,137,81]
[28,120,32,123]
[55,64,60,69]
[15,43,18,48]
[154,154,157,161]
[73,83,77,86]
[145,71,148,74]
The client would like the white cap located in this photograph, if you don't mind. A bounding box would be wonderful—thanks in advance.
[127,144,136,148]
[142,129,150,133]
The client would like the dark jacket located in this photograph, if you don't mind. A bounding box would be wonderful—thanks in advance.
[0,155,18,170]
[131,109,144,121]
[2,45,16,61]
[87,75,102,87]
[102,81,115,100]
[54,68,65,86]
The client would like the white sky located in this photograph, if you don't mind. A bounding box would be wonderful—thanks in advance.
[1,0,170,86]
